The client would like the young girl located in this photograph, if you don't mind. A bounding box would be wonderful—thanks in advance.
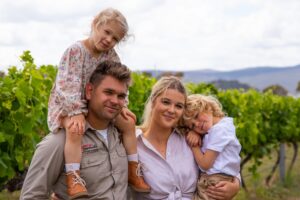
[48,8,149,199]
[183,94,241,200]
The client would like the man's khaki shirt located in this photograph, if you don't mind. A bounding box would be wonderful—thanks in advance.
[20,123,128,200]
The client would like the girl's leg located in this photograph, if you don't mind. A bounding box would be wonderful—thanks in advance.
[63,117,88,198]
[122,129,138,159]
[64,130,82,170]
[122,131,150,193]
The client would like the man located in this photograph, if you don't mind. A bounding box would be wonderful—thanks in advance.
[20,61,134,200]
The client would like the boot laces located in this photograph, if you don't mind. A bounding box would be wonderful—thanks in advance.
[70,171,86,187]
[136,162,147,177]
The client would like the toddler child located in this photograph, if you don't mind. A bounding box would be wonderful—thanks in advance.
[183,94,241,200]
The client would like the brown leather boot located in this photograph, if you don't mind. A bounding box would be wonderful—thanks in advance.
[128,161,151,193]
[66,170,88,199]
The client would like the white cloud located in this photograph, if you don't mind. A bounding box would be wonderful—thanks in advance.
[0,0,300,72]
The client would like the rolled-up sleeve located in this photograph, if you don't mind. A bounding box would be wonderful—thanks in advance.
[20,133,65,200]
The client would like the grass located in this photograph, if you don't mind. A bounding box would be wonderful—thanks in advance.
[234,143,300,200]
[0,190,20,200]
[1,143,299,200]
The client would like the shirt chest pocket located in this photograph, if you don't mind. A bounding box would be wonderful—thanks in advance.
[115,144,126,157]
[80,148,110,183]
[81,147,108,167]
[109,144,127,174]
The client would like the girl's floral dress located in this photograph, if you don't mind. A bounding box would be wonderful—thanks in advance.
[48,41,120,132]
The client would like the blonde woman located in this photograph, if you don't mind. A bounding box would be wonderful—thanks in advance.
[127,76,240,200]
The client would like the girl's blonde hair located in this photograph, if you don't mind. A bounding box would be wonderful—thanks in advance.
[91,8,129,41]
[183,94,225,123]
[139,76,187,132]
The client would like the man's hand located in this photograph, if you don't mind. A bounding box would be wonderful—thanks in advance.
[51,193,60,200]
[186,130,201,147]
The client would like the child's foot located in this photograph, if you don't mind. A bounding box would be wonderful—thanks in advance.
[66,170,88,199]
[128,161,151,193]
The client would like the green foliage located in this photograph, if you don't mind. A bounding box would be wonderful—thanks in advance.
[218,89,300,172]
[186,82,219,95]
[0,51,56,186]
[1,51,300,188]
[128,73,156,124]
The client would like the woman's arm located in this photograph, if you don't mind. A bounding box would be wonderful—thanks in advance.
[205,177,240,200]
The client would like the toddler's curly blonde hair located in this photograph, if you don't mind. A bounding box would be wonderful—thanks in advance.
[182,94,225,129]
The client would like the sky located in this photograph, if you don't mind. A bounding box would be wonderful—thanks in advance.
[1,0,300,72]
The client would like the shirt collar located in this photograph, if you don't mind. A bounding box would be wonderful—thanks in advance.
[137,128,181,146]
[85,121,115,133]
[84,121,96,132]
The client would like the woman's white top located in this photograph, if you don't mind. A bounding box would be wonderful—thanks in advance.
[135,129,198,200]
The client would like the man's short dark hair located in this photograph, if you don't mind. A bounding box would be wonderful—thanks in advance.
[89,61,131,88]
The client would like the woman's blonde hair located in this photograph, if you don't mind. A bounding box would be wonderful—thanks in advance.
[91,8,129,41]
[139,76,187,132]
[183,94,225,123]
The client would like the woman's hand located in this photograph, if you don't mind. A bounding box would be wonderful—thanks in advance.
[205,178,240,200]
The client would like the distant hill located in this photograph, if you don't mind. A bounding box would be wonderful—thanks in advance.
[141,64,300,94]
[210,80,254,91]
